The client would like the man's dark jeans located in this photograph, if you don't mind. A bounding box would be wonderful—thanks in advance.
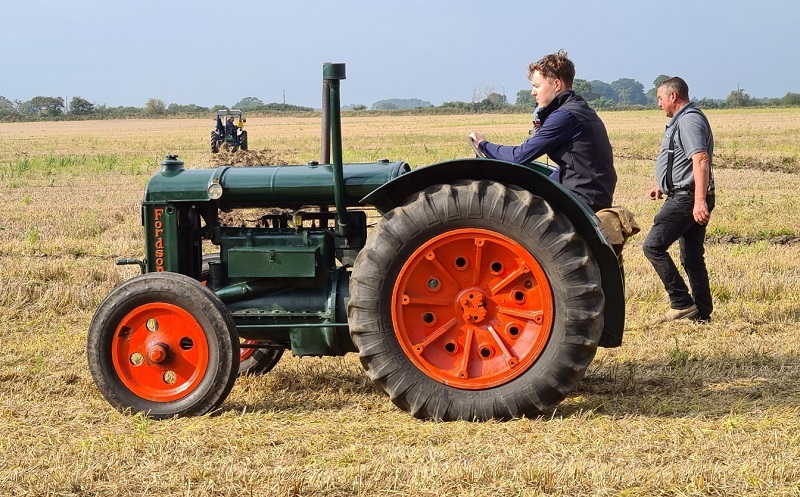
[643,193,716,320]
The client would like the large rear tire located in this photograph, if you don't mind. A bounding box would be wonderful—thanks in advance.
[87,272,239,418]
[210,131,220,153]
[348,180,604,421]
[239,130,248,151]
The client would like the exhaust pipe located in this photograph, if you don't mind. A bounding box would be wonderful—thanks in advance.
[322,62,350,237]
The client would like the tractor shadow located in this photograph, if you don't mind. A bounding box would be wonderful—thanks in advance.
[220,350,800,421]
[221,356,386,415]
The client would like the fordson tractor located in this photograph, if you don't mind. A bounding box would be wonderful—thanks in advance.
[87,63,625,421]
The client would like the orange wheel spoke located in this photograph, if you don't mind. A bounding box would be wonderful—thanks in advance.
[403,295,453,307]
[457,327,475,380]
[471,238,485,286]
[496,306,545,323]
[489,261,529,296]
[392,228,553,389]
[426,252,462,288]
[416,317,459,352]
[487,325,518,367]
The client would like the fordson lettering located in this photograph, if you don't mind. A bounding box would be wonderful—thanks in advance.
[153,208,165,272]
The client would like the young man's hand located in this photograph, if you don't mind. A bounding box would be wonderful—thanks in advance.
[468,132,485,146]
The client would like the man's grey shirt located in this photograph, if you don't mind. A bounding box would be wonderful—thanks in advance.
[655,102,714,193]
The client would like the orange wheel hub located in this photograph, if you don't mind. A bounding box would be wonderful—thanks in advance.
[392,228,553,389]
[111,302,210,402]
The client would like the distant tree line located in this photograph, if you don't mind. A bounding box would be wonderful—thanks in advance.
[370,98,434,111]
[511,75,800,111]
[3,77,800,122]
[0,95,312,121]
[442,76,800,112]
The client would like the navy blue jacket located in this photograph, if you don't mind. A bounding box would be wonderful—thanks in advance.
[480,91,616,211]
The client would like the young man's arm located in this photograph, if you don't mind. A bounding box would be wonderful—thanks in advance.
[478,111,580,164]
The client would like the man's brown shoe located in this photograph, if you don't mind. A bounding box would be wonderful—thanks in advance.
[664,304,698,321]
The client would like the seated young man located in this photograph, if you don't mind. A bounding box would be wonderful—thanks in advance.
[469,50,617,212]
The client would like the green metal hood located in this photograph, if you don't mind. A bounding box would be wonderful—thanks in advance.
[143,160,410,209]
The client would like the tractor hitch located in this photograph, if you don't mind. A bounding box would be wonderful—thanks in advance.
[115,258,146,274]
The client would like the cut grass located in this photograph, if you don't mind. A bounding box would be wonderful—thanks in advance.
[2,109,800,495]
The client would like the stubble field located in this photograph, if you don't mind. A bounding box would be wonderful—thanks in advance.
[1,108,800,496]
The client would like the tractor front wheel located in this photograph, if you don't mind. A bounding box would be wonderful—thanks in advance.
[348,180,604,421]
[87,272,239,418]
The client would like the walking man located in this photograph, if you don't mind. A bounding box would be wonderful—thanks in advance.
[643,77,715,322]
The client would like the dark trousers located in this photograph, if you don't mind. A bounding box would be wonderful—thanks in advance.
[642,194,715,320]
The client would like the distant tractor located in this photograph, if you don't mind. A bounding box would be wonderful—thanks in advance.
[87,63,626,421]
[210,109,248,153]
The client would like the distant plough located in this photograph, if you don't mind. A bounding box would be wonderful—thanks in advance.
[204,149,289,168]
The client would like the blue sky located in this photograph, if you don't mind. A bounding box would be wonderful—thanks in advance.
[3,0,797,109]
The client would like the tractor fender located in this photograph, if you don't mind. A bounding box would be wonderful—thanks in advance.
[361,158,624,348]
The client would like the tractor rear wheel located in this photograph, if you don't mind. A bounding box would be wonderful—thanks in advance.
[348,180,604,421]
[87,272,239,418]
[210,131,220,153]
[239,130,248,151]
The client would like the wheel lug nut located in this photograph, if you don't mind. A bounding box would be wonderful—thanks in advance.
[147,343,168,363]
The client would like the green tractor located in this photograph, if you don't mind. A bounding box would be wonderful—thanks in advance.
[87,63,625,421]
[210,109,248,153]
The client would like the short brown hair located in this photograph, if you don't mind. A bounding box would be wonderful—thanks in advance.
[658,77,690,101]
[528,49,575,88]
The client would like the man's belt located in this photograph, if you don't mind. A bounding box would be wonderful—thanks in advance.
[668,187,715,197]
